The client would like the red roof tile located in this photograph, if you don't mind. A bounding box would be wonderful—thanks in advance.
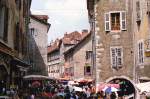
[32,15,49,22]
[47,39,61,53]
[47,30,89,53]
[62,30,88,45]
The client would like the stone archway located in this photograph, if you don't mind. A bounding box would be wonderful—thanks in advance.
[106,76,137,98]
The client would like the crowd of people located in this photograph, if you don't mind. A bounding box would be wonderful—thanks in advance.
[0,80,120,99]
[20,81,119,99]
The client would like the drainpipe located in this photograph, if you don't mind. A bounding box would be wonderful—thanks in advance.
[132,0,138,83]
[91,0,96,86]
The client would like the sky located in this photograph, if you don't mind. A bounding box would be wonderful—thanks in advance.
[31,0,90,43]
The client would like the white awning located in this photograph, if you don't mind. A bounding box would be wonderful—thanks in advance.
[23,75,54,80]
[136,82,150,93]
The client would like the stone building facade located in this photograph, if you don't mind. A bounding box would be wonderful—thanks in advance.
[47,30,90,79]
[60,30,89,78]
[64,32,93,80]
[29,15,50,75]
[132,0,150,83]
[87,0,137,98]
[94,0,134,82]
[47,39,62,78]
[0,0,31,90]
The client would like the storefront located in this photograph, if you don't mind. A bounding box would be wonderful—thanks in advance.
[10,58,30,89]
[0,53,12,95]
[0,65,9,94]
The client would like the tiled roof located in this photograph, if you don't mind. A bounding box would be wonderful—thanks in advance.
[32,15,49,21]
[30,15,51,31]
[47,30,89,54]
[47,39,61,54]
[64,31,91,55]
[62,30,88,45]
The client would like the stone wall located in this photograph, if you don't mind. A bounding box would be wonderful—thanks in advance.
[73,34,92,79]
[95,0,134,82]
[29,17,48,75]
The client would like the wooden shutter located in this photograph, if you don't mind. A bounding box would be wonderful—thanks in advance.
[117,48,123,67]
[15,23,19,51]
[4,7,8,42]
[105,13,110,31]
[147,0,150,12]
[111,48,116,68]
[0,6,5,39]
[138,41,144,64]
[141,42,144,63]
[121,11,126,30]
[136,1,141,21]
[111,47,123,68]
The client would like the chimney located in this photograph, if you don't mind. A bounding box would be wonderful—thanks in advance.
[33,15,49,22]
[64,32,68,37]
[82,29,88,36]
[82,29,88,33]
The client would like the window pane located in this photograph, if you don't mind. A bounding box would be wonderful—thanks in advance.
[86,66,91,73]
[111,13,120,30]
[0,6,5,39]
[136,1,140,11]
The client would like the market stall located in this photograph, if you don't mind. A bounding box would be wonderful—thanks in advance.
[136,82,150,98]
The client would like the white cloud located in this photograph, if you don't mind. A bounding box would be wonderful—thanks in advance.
[31,9,47,15]
[45,0,87,10]
[31,0,90,42]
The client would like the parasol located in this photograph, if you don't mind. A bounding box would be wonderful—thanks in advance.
[23,75,53,80]
[102,86,118,94]
[32,81,41,87]
[73,86,83,92]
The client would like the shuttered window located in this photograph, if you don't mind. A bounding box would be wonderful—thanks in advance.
[0,5,8,42]
[147,0,150,12]
[105,11,126,32]
[121,11,126,30]
[105,13,110,31]
[138,41,144,64]
[110,47,123,68]
[15,23,19,51]
[136,1,141,21]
